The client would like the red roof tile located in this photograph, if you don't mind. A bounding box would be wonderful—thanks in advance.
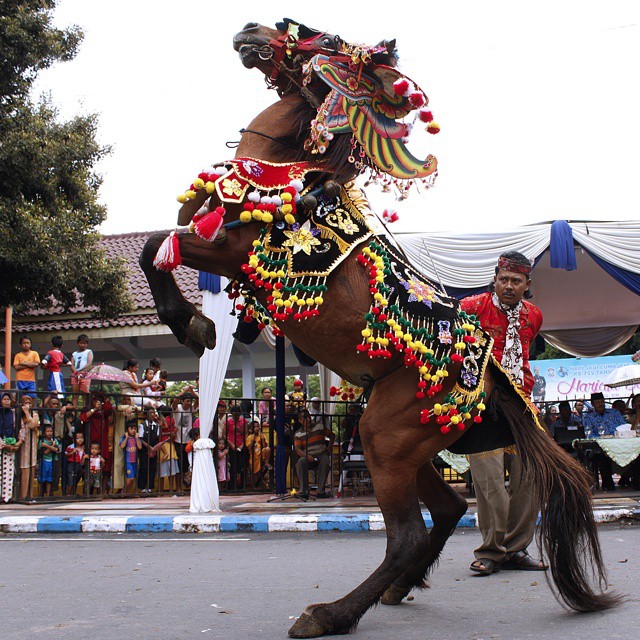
[12,231,201,329]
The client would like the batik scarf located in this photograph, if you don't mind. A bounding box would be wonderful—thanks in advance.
[492,292,524,385]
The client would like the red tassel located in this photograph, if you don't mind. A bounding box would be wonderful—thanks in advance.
[418,109,434,123]
[408,92,425,108]
[393,78,409,96]
[194,206,225,242]
[153,231,182,271]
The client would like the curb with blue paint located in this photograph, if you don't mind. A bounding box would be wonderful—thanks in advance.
[0,507,636,534]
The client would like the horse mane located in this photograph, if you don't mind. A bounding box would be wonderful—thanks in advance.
[262,96,360,184]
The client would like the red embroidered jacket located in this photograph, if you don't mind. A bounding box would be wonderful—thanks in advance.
[460,292,543,396]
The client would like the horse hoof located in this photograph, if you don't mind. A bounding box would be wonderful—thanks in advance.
[380,583,409,606]
[288,612,330,638]
[186,314,216,351]
[288,604,347,638]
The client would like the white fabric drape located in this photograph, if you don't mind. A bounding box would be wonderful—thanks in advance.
[198,283,237,437]
[395,221,640,291]
[542,326,639,357]
[570,222,640,273]
[189,438,219,513]
[395,224,551,290]
[190,282,235,513]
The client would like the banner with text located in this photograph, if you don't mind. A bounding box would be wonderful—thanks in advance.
[532,355,640,402]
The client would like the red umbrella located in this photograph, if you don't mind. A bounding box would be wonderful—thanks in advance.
[82,363,132,383]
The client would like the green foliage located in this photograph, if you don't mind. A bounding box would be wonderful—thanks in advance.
[0,1,132,318]
[221,375,321,400]
[534,331,640,361]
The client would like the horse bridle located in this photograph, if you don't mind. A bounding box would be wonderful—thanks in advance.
[265,30,343,88]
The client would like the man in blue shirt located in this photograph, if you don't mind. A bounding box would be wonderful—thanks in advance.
[550,400,584,456]
[582,392,625,491]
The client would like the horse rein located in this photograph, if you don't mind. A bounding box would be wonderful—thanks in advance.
[236,128,300,151]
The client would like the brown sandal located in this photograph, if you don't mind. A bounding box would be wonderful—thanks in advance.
[470,558,501,576]
[502,550,547,571]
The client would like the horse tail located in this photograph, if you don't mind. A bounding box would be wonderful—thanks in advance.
[491,366,622,612]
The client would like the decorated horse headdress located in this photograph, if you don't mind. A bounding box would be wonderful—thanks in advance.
[236,19,440,193]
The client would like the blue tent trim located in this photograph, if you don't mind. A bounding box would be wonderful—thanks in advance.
[549,220,577,271]
[198,272,221,294]
[584,249,640,297]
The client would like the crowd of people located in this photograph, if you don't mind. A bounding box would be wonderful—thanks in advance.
[0,333,353,502]
[540,392,640,490]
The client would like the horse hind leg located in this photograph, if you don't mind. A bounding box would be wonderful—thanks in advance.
[289,434,430,638]
[381,460,468,605]
[140,232,216,356]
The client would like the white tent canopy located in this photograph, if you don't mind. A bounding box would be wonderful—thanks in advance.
[396,220,640,357]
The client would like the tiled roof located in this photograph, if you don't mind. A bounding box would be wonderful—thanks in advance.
[12,231,201,331]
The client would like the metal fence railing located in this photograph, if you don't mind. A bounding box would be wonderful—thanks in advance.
[0,387,471,503]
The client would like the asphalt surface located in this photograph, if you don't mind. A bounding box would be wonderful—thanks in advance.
[0,525,638,640]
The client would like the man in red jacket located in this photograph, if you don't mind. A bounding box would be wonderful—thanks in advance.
[461,251,546,576]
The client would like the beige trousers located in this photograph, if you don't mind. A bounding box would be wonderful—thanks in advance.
[468,449,538,563]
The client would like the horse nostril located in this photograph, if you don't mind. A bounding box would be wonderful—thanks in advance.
[243,22,258,30]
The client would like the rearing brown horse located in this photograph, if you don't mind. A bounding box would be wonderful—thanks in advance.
[140,19,620,638]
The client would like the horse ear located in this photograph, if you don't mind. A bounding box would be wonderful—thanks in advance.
[372,39,398,67]
[275,18,294,32]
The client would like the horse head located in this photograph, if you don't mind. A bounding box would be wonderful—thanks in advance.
[233,19,437,185]
[233,19,396,101]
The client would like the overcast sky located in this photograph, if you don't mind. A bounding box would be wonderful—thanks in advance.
[38,0,640,235]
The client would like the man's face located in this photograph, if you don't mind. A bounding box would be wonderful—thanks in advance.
[593,398,606,414]
[50,400,60,410]
[182,398,192,410]
[77,340,88,351]
[494,269,530,307]
[575,401,584,413]
[20,339,31,351]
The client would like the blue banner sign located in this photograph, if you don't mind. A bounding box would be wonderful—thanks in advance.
[531,354,639,402]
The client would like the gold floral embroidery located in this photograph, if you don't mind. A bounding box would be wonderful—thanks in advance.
[221,178,244,198]
[324,209,359,235]
[282,221,321,256]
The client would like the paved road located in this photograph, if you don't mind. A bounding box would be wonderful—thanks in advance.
[0,525,638,640]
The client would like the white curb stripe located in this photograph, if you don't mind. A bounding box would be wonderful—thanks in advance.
[268,514,319,532]
[0,516,42,533]
[172,515,222,533]
[81,516,129,532]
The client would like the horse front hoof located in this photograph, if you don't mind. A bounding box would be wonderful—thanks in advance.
[186,314,216,351]
[380,583,409,606]
[288,604,343,638]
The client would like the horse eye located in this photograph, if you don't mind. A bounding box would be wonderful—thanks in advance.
[322,37,334,48]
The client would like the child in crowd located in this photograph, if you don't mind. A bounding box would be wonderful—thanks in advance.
[141,368,163,408]
[184,426,200,486]
[218,440,229,488]
[85,441,105,496]
[157,370,168,395]
[65,431,85,496]
[71,334,93,405]
[13,335,40,398]
[38,425,60,496]
[41,335,76,396]
[119,421,141,494]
